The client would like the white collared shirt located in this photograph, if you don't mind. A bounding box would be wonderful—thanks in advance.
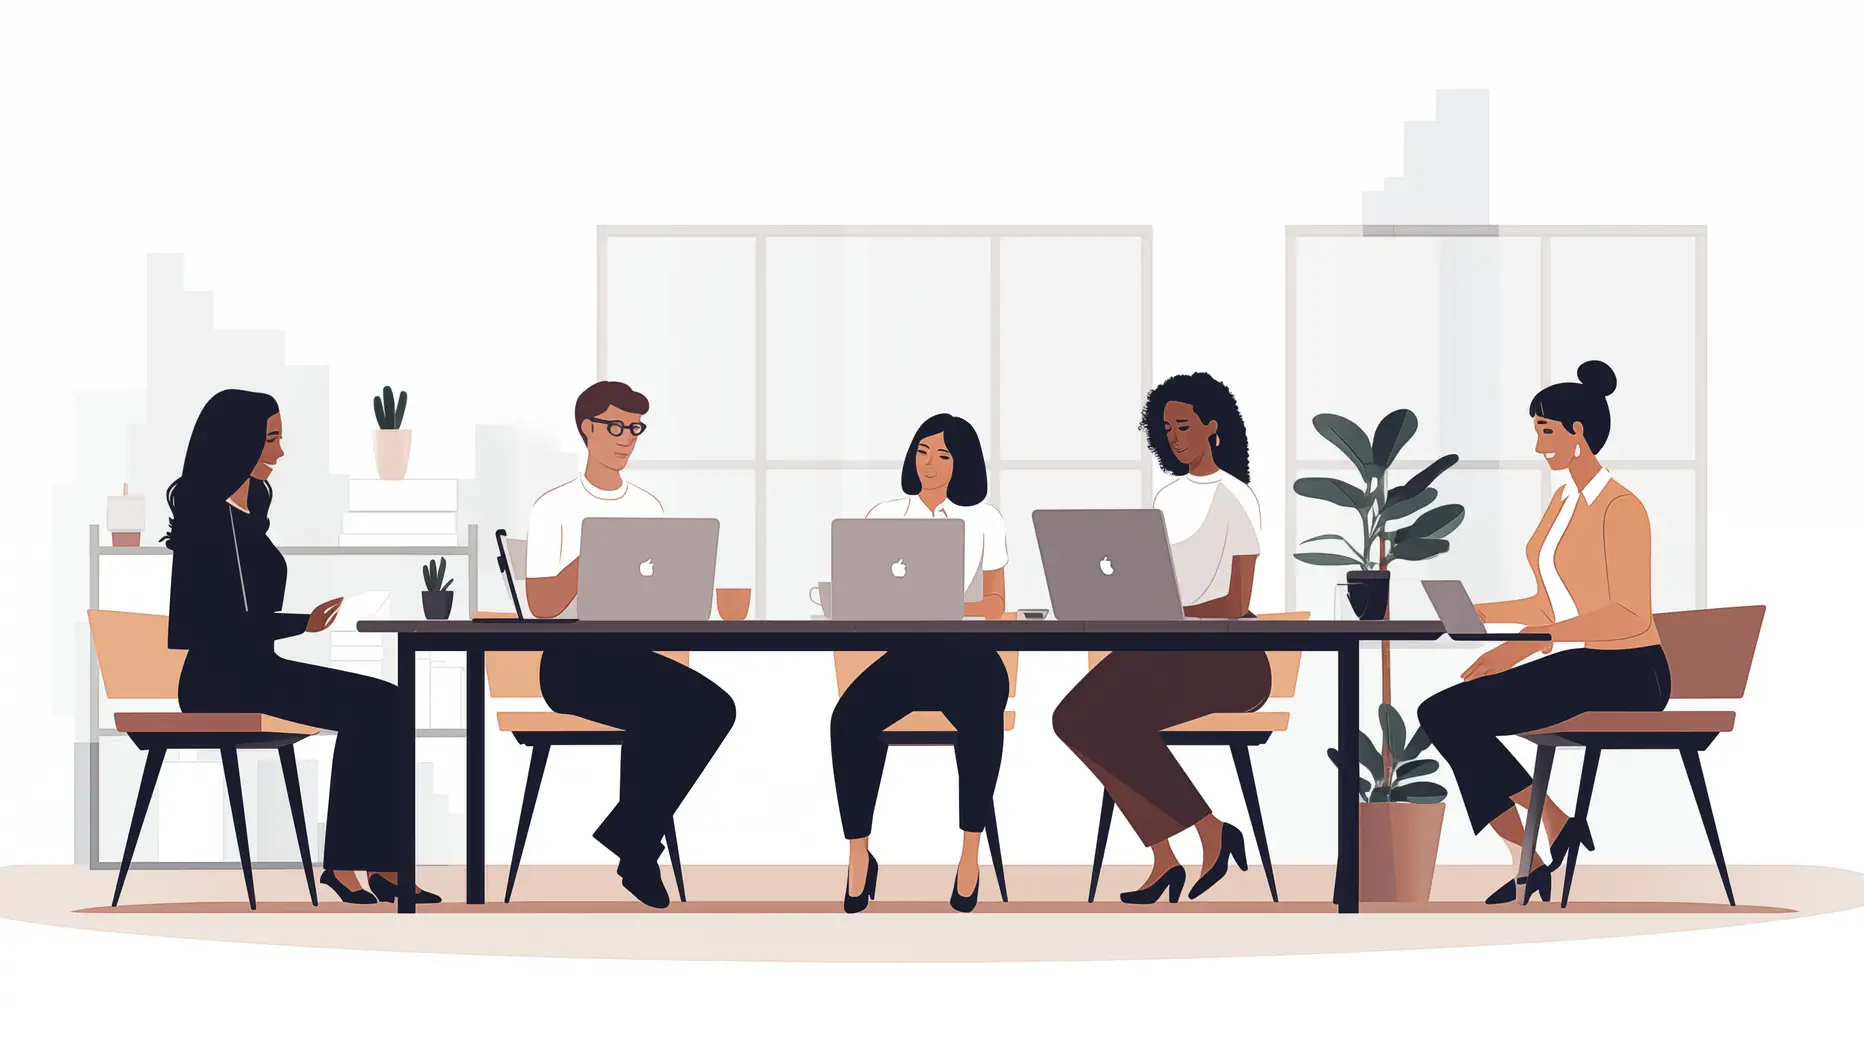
[1154,471,1262,605]
[1542,466,1612,649]
[525,473,665,579]
[866,494,1008,598]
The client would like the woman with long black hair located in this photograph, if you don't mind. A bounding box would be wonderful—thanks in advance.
[1051,372,1269,903]
[830,413,1010,914]
[165,389,438,904]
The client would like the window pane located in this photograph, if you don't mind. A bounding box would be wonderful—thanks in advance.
[1293,236,1541,464]
[995,468,1146,612]
[765,237,991,461]
[623,469,756,615]
[1000,237,1144,461]
[603,237,756,461]
[764,469,903,620]
[1550,236,1698,461]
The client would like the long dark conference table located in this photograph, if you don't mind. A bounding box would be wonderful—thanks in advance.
[359,617,1482,914]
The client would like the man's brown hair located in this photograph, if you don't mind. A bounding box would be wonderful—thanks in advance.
[574,381,651,443]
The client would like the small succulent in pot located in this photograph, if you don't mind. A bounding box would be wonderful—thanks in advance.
[420,557,454,620]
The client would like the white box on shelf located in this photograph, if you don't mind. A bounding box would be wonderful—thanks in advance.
[342,511,459,535]
[338,533,459,547]
[429,665,465,730]
[348,479,457,512]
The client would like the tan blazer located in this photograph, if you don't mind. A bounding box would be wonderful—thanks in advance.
[1521,475,1662,651]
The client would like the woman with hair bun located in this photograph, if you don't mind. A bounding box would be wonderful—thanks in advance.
[1416,360,1670,904]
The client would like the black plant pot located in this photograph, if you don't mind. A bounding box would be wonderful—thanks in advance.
[421,590,454,621]
[1345,570,1390,621]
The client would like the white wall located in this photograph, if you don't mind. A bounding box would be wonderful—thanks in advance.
[3,2,1860,877]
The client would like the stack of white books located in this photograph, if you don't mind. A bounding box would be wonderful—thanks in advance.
[340,479,459,547]
[419,652,467,730]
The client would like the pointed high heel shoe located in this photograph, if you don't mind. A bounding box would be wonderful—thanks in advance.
[950,869,981,913]
[1186,822,1249,901]
[1119,865,1186,905]
[319,869,377,905]
[1547,819,1595,871]
[366,873,443,905]
[1485,864,1553,905]
[843,854,880,914]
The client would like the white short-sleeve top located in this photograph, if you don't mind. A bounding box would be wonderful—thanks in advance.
[1153,471,1261,605]
[525,474,665,579]
[865,495,1008,598]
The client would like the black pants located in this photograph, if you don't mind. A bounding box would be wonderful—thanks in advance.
[829,649,1009,839]
[1418,645,1671,834]
[538,649,736,869]
[178,651,399,871]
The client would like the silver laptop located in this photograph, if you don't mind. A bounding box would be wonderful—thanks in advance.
[1421,579,1546,641]
[1033,509,1182,622]
[578,517,720,621]
[830,518,965,621]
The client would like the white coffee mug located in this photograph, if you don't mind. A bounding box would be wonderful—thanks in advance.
[809,582,833,619]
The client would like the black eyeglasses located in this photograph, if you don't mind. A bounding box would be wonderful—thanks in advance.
[588,419,647,437]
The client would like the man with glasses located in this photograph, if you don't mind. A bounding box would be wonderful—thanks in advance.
[523,380,737,907]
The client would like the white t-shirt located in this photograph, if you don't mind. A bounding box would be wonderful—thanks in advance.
[866,495,1008,599]
[525,474,665,579]
[1154,471,1261,605]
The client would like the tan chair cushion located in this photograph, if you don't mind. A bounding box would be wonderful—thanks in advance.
[883,710,1017,733]
[1525,710,1736,735]
[1163,711,1290,734]
[497,711,621,734]
[115,712,319,735]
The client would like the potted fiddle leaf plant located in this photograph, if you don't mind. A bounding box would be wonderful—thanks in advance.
[372,384,412,479]
[1292,409,1463,621]
[1328,704,1448,902]
[420,558,454,620]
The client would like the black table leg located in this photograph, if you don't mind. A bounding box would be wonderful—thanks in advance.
[1334,641,1359,913]
[466,647,486,905]
[398,642,418,914]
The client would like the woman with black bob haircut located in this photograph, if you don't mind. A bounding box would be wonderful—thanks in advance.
[830,413,1010,913]
[165,389,438,905]
[1051,372,1272,903]
[1417,360,1670,904]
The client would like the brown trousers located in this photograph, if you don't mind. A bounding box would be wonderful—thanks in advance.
[1052,650,1272,846]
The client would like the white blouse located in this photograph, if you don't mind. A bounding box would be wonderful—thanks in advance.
[866,495,1009,599]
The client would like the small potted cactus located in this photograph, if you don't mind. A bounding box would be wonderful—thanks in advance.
[420,558,454,620]
[372,385,412,479]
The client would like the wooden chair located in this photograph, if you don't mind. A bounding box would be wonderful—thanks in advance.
[1084,610,1310,903]
[831,618,1020,903]
[486,537,692,902]
[1518,605,1765,908]
[88,609,321,910]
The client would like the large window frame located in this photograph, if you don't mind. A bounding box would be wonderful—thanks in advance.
[597,225,1154,618]
[1283,224,1709,611]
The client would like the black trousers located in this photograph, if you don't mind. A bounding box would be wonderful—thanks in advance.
[178,651,399,870]
[538,649,736,869]
[829,649,1009,839]
[1418,644,1671,834]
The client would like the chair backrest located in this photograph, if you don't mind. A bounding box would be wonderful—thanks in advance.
[832,614,1022,702]
[1651,605,1765,700]
[471,611,687,700]
[88,610,188,700]
[1087,610,1310,699]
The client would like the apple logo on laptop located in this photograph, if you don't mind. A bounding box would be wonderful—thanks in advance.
[891,558,908,578]
[638,559,654,578]
[1099,556,1114,576]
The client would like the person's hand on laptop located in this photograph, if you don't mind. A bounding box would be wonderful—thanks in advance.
[1460,639,1549,681]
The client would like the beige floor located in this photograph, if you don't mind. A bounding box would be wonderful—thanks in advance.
[4,862,1856,962]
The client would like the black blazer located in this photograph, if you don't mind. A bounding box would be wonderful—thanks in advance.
[167,501,308,654]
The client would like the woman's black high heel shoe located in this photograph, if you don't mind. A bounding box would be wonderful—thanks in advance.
[1120,865,1186,905]
[1485,864,1553,905]
[1186,822,1249,900]
[319,869,377,905]
[1547,819,1595,871]
[367,873,442,905]
[843,854,880,914]
[950,869,981,913]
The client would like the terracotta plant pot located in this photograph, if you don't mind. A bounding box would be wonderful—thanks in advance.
[1359,800,1446,902]
[421,590,454,621]
[373,428,413,480]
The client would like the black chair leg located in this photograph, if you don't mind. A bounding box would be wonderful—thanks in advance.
[984,804,1009,902]
[112,747,166,907]
[277,745,318,905]
[1230,745,1277,902]
[665,818,687,903]
[1087,789,1114,903]
[505,744,551,903]
[1560,746,1602,909]
[219,748,256,910]
[1681,748,1736,907]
